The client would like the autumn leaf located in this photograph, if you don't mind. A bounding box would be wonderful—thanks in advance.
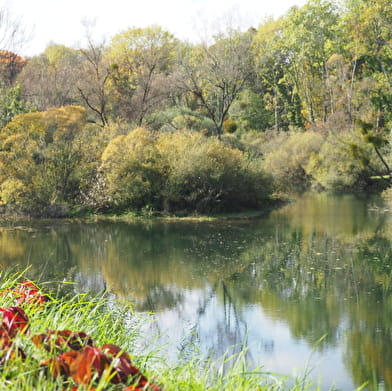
[66,346,111,385]
[0,306,29,337]
[0,327,26,364]
[102,343,146,384]
[1,280,49,306]
[32,329,93,352]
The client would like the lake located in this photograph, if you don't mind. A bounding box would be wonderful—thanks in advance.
[1,193,391,390]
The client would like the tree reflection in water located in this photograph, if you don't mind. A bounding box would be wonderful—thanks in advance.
[0,193,391,390]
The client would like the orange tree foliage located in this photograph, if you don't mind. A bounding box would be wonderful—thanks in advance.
[0,50,26,85]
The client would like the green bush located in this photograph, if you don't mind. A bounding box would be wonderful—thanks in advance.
[157,131,272,213]
[98,129,273,214]
[263,131,324,192]
[306,131,383,192]
[147,107,215,135]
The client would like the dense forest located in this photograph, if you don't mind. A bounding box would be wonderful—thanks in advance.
[0,0,391,217]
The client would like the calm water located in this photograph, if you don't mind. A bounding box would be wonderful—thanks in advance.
[1,194,392,390]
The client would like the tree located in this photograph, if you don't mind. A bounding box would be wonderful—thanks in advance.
[177,29,254,138]
[252,18,304,130]
[106,26,179,126]
[281,0,340,124]
[0,83,31,128]
[0,51,29,128]
[339,0,392,183]
[0,6,26,53]
[0,50,26,86]
[77,24,112,127]
[18,44,82,110]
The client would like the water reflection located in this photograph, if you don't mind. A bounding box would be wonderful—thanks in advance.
[0,194,391,390]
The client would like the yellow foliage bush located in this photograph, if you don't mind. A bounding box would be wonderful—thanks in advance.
[306,131,380,192]
[263,131,324,192]
[0,178,27,207]
[156,131,271,212]
[100,128,163,210]
[0,106,104,215]
[98,129,272,213]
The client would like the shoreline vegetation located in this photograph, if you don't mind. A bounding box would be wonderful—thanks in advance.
[0,272,334,391]
[2,190,392,225]
[0,106,388,219]
[0,0,391,218]
[0,198,288,225]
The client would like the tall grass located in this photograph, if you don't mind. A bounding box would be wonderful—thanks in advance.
[0,271,334,390]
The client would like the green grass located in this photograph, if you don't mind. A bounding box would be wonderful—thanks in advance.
[74,197,287,224]
[0,271,337,391]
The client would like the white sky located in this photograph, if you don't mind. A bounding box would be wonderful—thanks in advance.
[2,0,308,57]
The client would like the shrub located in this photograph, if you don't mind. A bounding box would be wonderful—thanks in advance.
[306,130,382,192]
[98,129,273,214]
[0,106,103,216]
[99,127,164,211]
[223,119,238,134]
[157,131,272,213]
[263,131,324,192]
[382,187,392,203]
[147,107,215,134]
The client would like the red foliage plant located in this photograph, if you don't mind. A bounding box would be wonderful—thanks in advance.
[0,281,161,390]
[42,343,161,389]
[0,327,26,364]
[13,280,49,305]
[0,306,29,337]
[1,280,49,306]
[32,329,94,352]
[0,306,28,364]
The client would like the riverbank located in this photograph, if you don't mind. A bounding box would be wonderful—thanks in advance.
[0,273,321,391]
[81,204,285,223]
[0,196,287,225]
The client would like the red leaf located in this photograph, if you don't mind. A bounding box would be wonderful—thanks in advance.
[102,343,144,383]
[66,346,111,385]
[32,329,93,352]
[0,306,29,337]
[41,355,72,378]
[1,281,49,306]
[57,330,93,351]
[15,281,49,305]
[101,344,160,388]
[18,280,40,293]
[0,327,26,364]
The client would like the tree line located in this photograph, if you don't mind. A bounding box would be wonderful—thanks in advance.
[0,0,391,216]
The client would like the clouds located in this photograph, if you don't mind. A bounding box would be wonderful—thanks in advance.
[3,0,307,56]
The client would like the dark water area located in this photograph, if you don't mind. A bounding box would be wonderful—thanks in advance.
[1,194,392,390]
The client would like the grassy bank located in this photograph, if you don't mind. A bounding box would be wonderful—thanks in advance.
[71,195,288,223]
[0,272,326,391]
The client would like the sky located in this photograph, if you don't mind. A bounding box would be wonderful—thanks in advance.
[2,0,308,57]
